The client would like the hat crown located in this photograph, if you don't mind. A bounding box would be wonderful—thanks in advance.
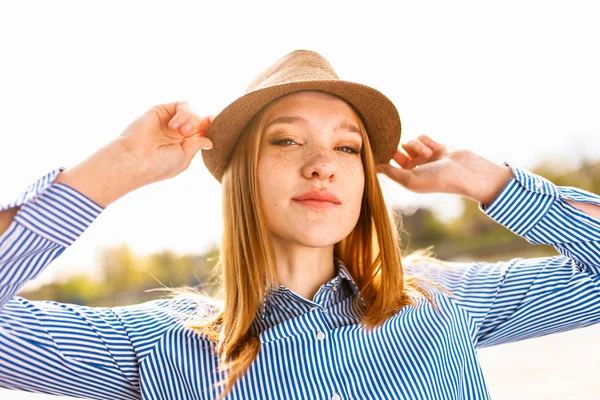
[245,50,340,94]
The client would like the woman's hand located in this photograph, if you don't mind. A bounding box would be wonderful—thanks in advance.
[116,101,214,185]
[376,135,514,206]
[54,101,214,208]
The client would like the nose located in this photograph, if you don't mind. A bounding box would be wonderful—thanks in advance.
[301,149,336,182]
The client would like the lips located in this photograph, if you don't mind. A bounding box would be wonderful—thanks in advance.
[292,189,341,204]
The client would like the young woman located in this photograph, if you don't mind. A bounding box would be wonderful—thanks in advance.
[0,50,599,400]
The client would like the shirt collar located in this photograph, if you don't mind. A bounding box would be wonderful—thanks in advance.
[258,255,363,321]
[335,256,362,298]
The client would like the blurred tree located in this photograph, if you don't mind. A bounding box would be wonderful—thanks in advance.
[98,243,146,304]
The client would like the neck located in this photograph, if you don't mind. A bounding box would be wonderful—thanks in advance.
[270,237,337,301]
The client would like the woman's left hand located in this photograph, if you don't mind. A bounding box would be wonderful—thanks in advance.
[376,135,514,206]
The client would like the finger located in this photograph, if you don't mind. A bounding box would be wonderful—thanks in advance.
[391,148,411,168]
[179,111,201,136]
[417,134,440,151]
[168,102,192,130]
[391,147,421,170]
[170,106,212,138]
[195,114,213,135]
[377,163,415,187]
[156,100,184,117]
[179,114,212,137]
[402,139,433,158]
[181,136,213,162]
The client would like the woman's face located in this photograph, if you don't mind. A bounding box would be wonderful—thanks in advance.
[257,91,365,248]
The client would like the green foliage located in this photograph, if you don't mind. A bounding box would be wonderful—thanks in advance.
[20,243,222,307]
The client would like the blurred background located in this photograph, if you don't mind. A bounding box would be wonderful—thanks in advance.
[1,0,599,399]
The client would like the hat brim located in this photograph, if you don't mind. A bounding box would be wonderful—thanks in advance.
[201,80,401,183]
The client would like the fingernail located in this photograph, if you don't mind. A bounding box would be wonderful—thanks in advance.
[172,122,180,129]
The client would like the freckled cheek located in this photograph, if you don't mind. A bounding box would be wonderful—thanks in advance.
[339,162,364,182]
[340,163,365,205]
[258,156,295,207]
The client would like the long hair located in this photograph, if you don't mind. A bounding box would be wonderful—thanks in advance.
[159,91,453,400]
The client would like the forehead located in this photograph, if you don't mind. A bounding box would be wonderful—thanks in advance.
[263,92,363,139]
[266,91,360,121]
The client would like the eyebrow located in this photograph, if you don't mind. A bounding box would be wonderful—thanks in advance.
[265,116,362,137]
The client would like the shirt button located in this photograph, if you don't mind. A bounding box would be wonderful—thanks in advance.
[331,393,341,400]
[316,330,326,340]
[535,180,543,189]
[331,285,338,291]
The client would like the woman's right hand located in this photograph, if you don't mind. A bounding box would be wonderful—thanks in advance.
[116,101,214,186]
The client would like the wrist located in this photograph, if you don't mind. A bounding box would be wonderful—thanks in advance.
[54,140,148,208]
[461,156,514,206]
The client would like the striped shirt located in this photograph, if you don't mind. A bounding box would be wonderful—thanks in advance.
[0,161,599,400]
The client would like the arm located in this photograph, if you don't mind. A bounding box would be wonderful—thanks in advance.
[0,171,205,399]
[0,139,141,239]
[0,168,143,398]
[0,101,213,397]
[467,159,600,220]
[406,162,600,347]
[0,136,147,306]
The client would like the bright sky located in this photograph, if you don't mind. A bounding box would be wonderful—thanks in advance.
[1,1,599,289]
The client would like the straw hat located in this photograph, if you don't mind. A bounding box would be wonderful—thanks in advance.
[201,49,401,183]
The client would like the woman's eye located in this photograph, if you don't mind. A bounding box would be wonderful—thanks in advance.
[337,146,360,154]
[274,139,360,154]
[276,139,297,146]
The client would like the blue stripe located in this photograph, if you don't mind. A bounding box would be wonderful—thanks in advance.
[0,162,599,399]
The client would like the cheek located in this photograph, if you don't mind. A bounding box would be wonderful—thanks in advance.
[257,153,292,205]
[345,163,365,213]
[341,161,365,189]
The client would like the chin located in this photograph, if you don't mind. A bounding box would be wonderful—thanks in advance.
[285,227,347,247]
[291,237,339,248]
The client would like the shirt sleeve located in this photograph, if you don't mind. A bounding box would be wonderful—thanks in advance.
[0,166,106,307]
[0,168,158,399]
[407,161,600,348]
